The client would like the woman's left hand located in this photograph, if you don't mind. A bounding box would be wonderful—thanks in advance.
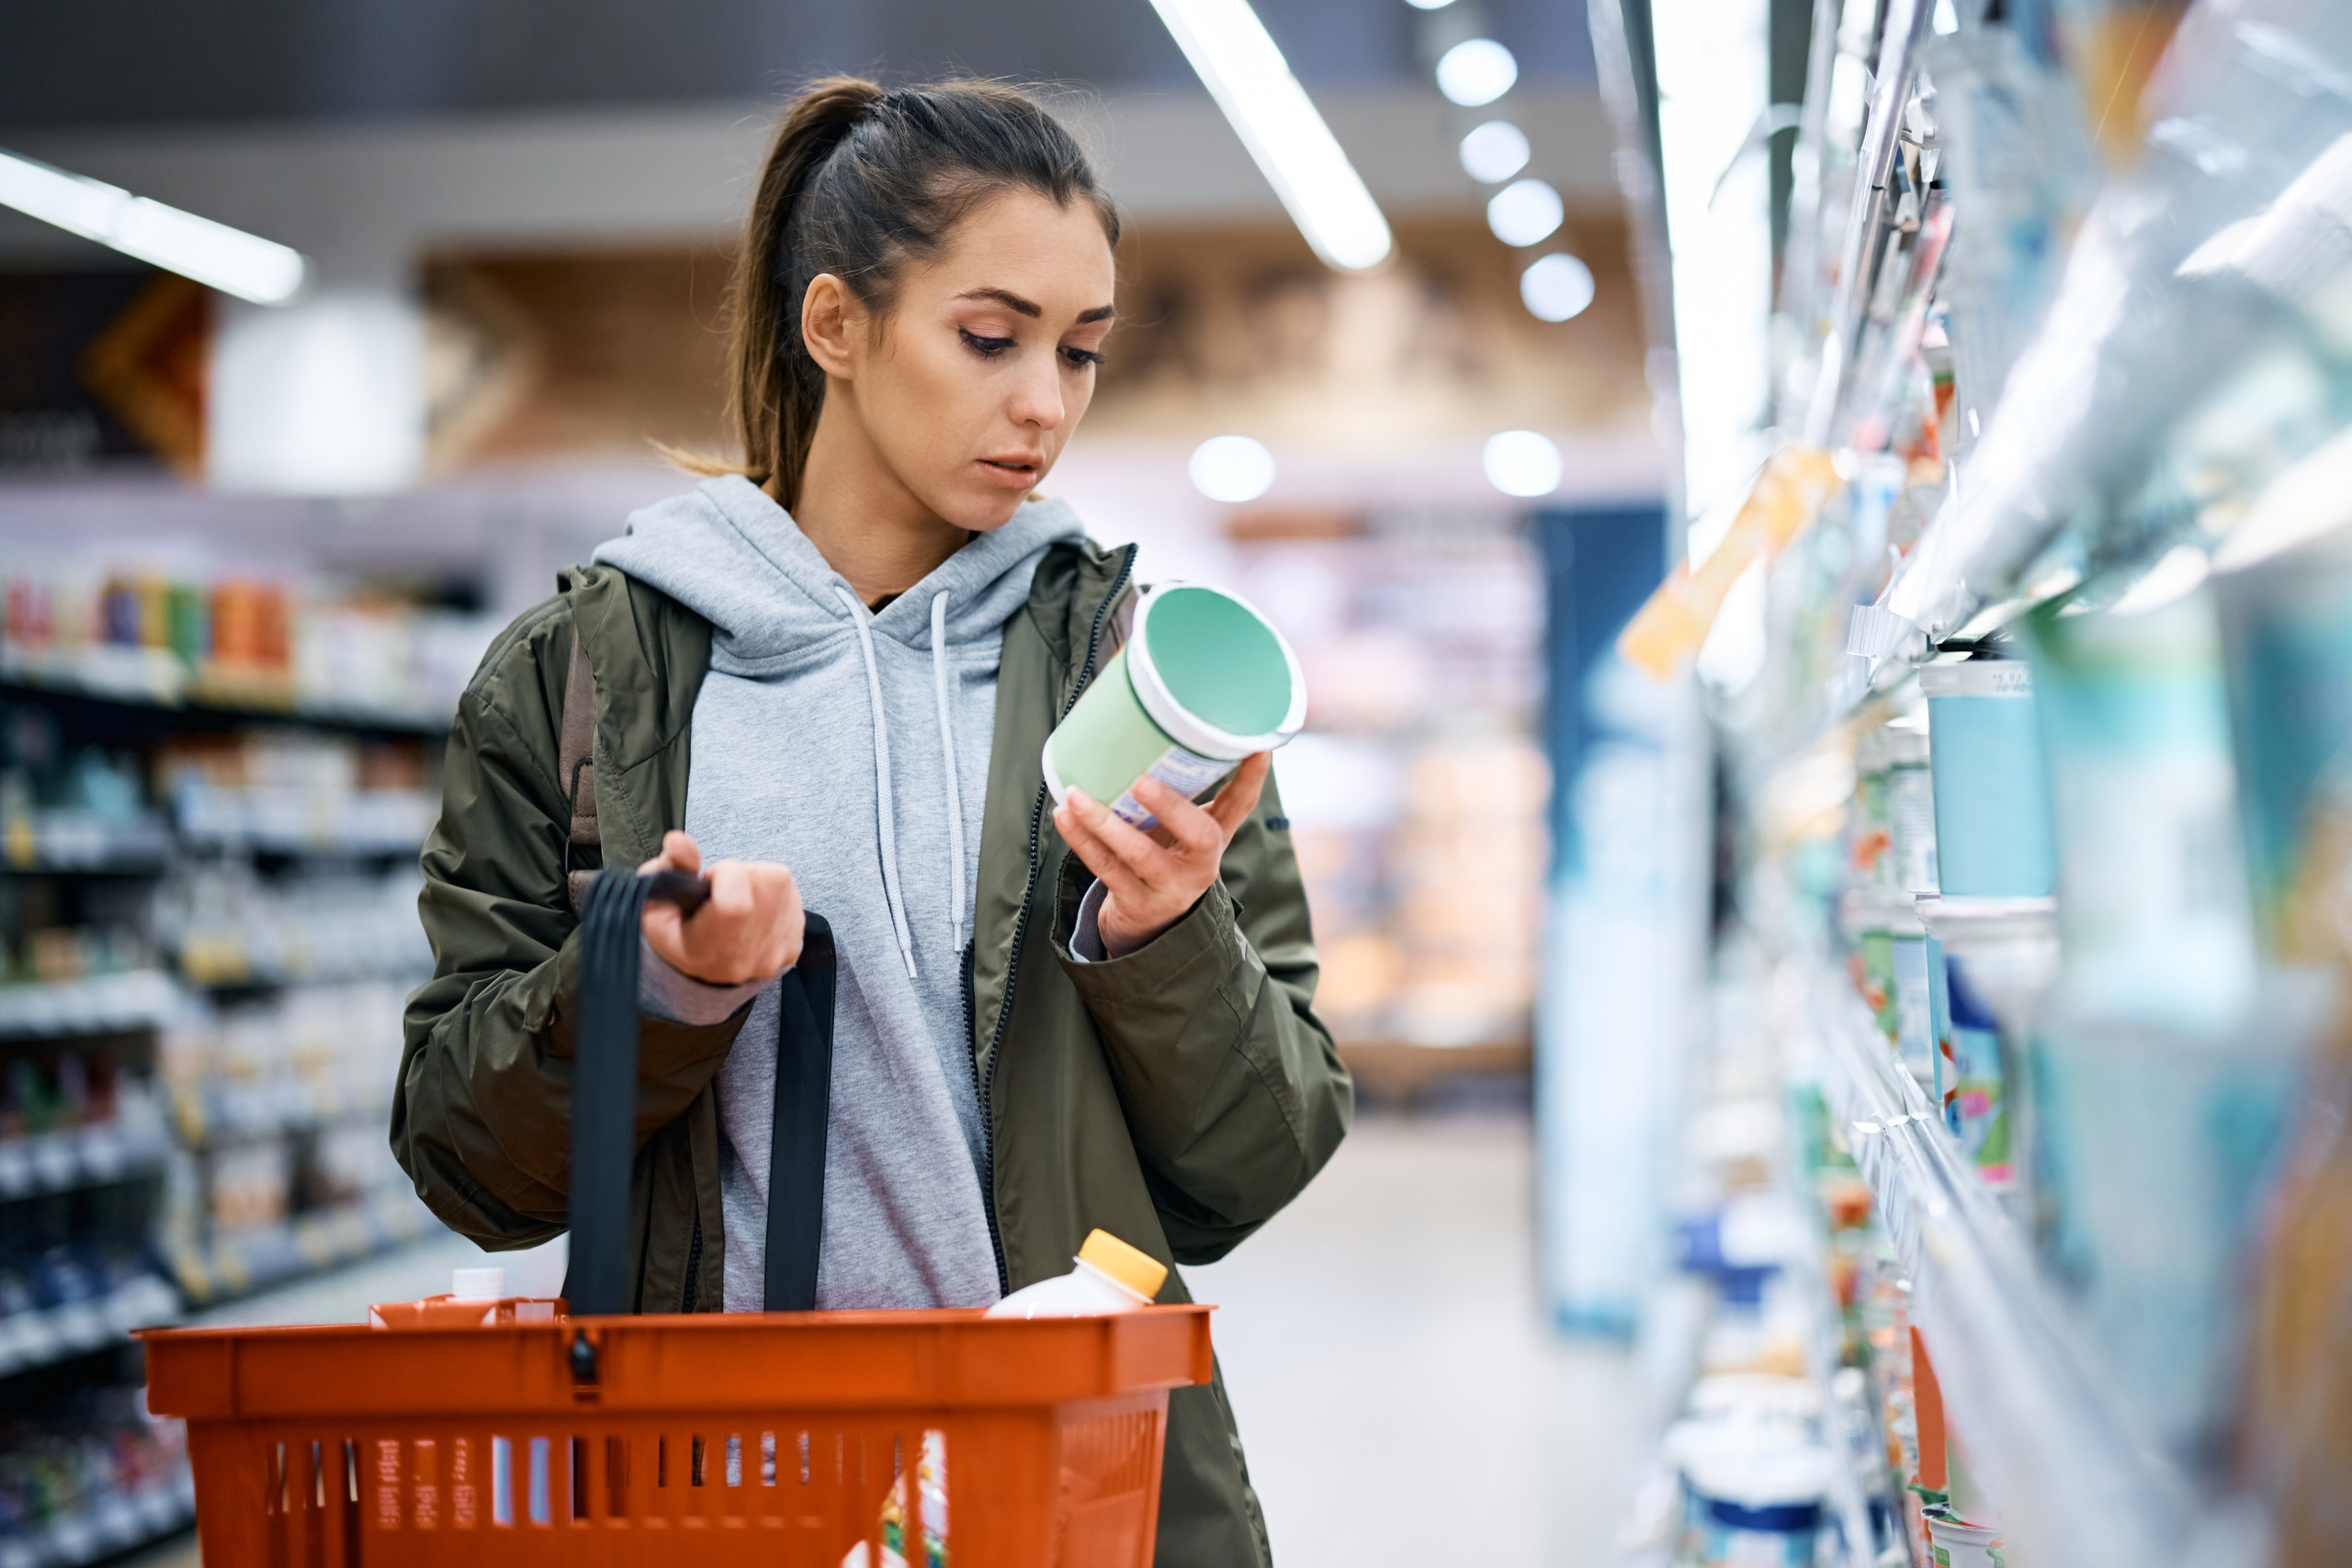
[1053,752,1272,959]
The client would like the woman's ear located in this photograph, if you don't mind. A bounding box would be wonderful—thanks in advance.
[801,273,859,379]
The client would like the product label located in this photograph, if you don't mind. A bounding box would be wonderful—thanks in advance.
[1890,764,1939,892]
[1109,744,1234,830]
[1893,936,1935,1084]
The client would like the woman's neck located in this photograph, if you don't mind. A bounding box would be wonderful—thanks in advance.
[786,396,971,607]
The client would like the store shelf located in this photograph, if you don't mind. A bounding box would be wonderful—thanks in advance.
[0,815,173,877]
[1805,959,2191,1568]
[0,974,178,1041]
[0,1469,195,1568]
[0,1121,170,1202]
[167,1093,393,1152]
[171,789,435,859]
[1,657,452,737]
[167,1189,435,1309]
[0,1277,179,1381]
[1790,1213,1879,1568]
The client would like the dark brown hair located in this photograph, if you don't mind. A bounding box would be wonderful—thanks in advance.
[699,76,1120,508]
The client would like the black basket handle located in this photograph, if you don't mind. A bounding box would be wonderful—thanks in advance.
[567,867,708,1318]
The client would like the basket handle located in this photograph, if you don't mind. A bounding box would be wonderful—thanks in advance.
[568,868,707,1317]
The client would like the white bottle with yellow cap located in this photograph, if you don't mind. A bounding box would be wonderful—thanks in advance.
[984,1229,1168,1319]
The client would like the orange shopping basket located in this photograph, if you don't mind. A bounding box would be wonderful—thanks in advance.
[141,870,1216,1567]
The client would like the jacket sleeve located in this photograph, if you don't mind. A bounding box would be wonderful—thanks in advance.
[1052,777,1353,1264]
[392,608,751,1250]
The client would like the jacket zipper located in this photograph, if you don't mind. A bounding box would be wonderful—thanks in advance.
[682,1213,703,1312]
[974,546,1135,1295]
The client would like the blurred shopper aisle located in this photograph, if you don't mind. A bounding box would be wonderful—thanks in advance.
[1193,1109,1641,1568]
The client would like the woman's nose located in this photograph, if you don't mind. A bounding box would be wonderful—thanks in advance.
[1008,356,1066,432]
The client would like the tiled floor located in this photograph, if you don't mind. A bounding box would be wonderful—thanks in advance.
[114,1110,1640,1568]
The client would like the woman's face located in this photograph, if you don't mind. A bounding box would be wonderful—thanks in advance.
[814,187,1116,532]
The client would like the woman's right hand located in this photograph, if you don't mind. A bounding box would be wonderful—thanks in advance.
[637,830,804,985]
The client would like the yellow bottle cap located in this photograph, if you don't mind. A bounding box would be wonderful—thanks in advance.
[1077,1229,1167,1302]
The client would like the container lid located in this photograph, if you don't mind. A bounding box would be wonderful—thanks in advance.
[1919,660,2032,698]
[1125,583,1308,760]
[1679,1438,1836,1508]
[1925,1512,2003,1546]
[1077,1229,1168,1302]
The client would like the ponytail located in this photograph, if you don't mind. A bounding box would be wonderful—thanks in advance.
[691,76,1119,510]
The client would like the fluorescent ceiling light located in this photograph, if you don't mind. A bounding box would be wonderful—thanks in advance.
[1147,0,1393,271]
[1436,39,1518,107]
[1459,120,1532,183]
[1487,177,1564,246]
[1189,434,1278,502]
[0,147,306,306]
[1521,254,1596,321]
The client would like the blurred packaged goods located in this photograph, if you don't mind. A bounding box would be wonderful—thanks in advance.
[0,554,495,724]
[0,1386,191,1554]
[0,595,456,1557]
[155,731,439,855]
[153,861,431,986]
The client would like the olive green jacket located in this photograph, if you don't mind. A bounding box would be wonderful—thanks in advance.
[392,537,1352,1566]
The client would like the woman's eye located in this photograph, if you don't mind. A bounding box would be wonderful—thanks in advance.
[1061,346,1104,370]
[959,328,1015,357]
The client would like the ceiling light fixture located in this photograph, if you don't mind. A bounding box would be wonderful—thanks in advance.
[1487,177,1565,247]
[1436,39,1519,107]
[1521,254,1596,321]
[1147,0,1393,271]
[1459,121,1532,184]
[0,147,307,305]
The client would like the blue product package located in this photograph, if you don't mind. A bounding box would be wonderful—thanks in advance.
[1921,661,2056,897]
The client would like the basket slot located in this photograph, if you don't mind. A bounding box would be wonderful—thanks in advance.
[1047,1407,1162,1568]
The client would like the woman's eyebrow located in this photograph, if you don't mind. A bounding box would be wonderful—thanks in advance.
[953,287,1116,325]
[956,286,1042,317]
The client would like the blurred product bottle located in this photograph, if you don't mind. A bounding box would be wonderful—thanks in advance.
[2212,518,2352,1563]
[983,1230,1166,1319]
[2013,581,2311,1467]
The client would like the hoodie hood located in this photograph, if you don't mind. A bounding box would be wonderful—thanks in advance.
[592,473,1085,987]
[594,474,1085,673]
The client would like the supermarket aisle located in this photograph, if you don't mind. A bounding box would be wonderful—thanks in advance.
[1191,1109,1643,1568]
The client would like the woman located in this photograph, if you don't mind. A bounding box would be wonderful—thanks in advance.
[392,76,1351,1565]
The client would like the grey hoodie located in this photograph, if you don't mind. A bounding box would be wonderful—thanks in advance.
[593,475,1086,1311]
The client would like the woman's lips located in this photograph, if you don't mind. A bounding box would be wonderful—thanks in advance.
[977,458,1039,489]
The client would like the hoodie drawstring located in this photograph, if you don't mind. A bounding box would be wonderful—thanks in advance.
[836,587,921,980]
[931,592,968,958]
[834,586,972,980]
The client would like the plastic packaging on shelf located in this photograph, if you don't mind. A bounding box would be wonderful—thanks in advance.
[155,731,439,855]
[984,1229,1167,1319]
[1928,945,2011,1188]
[0,555,497,724]
[0,1385,189,1557]
[1921,660,2054,899]
[1668,1432,1834,1568]
[2022,584,2257,1031]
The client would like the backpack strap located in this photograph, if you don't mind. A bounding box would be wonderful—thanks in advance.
[561,626,601,911]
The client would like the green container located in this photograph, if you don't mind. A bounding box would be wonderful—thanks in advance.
[1043,582,1306,830]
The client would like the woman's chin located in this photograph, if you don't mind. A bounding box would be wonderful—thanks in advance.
[936,488,1031,533]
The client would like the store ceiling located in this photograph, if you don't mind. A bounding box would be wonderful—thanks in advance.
[0,0,1594,130]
